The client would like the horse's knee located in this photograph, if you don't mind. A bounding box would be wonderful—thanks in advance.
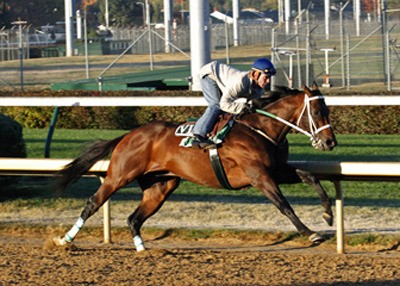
[296,169,319,185]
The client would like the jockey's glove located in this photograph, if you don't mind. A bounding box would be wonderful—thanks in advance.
[237,103,256,119]
[242,103,256,114]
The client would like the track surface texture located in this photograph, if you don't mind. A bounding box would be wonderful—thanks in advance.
[1,227,399,286]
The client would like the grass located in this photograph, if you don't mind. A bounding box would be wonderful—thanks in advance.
[15,128,400,202]
[24,128,400,160]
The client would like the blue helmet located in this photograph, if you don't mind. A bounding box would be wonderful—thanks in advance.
[252,58,276,76]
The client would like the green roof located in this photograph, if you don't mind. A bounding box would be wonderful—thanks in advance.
[51,64,251,91]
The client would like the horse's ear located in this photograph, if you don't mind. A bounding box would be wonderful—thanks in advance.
[311,81,319,90]
[302,84,310,93]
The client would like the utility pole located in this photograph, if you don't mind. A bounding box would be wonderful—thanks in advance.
[324,0,330,39]
[285,0,290,34]
[232,0,240,46]
[105,0,110,29]
[189,0,211,91]
[64,0,74,57]
[12,19,27,91]
[164,0,172,53]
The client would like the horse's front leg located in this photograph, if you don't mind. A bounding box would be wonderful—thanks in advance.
[252,173,325,244]
[295,169,333,226]
[274,164,333,226]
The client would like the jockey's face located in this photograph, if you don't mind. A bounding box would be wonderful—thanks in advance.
[257,73,270,89]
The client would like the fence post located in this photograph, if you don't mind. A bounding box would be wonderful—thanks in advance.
[333,180,345,254]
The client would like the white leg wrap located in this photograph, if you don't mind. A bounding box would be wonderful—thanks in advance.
[133,235,145,252]
[65,217,85,243]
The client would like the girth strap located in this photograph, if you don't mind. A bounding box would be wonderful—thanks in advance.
[208,148,233,190]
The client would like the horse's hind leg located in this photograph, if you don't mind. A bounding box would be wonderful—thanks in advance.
[275,164,333,226]
[53,177,126,247]
[127,175,181,251]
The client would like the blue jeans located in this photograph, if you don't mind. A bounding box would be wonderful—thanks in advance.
[192,75,222,137]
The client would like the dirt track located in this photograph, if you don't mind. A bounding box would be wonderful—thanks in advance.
[1,227,400,286]
[1,190,400,285]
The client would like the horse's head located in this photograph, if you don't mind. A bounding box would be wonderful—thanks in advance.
[296,84,337,151]
[249,85,336,150]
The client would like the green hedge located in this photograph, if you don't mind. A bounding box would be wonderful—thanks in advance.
[0,90,399,134]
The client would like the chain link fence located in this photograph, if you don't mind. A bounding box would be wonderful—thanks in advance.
[271,17,400,91]
[1,14,399,91]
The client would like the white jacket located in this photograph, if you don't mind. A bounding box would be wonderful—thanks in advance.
[200,61,264,114]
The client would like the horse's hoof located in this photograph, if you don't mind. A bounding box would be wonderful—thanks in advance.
[323,212,333,226]
[309,233,325,244]
[44,236,70,251]
[53,236,67,246]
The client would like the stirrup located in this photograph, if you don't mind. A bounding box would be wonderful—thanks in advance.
[192,140,216,150]
[192,135,216,150]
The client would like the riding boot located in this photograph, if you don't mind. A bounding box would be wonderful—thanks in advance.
[192,134,216,149]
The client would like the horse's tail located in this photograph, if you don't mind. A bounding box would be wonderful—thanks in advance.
[55,134,126,192]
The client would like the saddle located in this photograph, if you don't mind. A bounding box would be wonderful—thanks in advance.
[175,113,235,148]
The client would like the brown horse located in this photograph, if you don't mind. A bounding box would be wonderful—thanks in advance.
[53,84,337,251]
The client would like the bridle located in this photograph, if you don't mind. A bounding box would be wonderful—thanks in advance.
[239,94,331,148]
[296,95,332,137]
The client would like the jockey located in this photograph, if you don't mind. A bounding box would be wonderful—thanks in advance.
[192,58,276,149]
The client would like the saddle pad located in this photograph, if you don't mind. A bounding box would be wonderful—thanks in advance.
[175,123,194,137]
[175,118,235,148]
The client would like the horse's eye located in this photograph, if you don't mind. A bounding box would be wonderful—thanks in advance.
[313,110,320,116]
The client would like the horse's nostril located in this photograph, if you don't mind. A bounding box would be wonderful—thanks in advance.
[327,138,337,148]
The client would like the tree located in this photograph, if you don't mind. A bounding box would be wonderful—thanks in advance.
[0,0,64,28]
[98,0,142,26]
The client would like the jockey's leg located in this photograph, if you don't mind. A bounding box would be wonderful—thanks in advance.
[192,75,222,138]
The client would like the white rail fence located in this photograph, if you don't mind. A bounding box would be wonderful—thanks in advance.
[0,158,399,254]
[1,96,399,254]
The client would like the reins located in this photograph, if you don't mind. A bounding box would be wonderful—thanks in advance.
[234,119,280,147]
[237,94,331,146]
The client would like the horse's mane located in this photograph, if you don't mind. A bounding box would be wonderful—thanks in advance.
[253,86,302,109]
